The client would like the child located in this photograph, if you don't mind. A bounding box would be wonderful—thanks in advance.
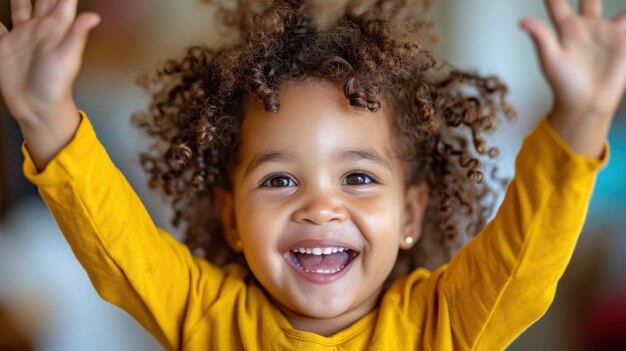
[1,0,624,349]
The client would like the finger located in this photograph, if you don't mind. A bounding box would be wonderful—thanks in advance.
[0,22,8,38]
[50,0,79,35]
[34,0,57,17]
[51,0,78,22]
[613,10,626,31]
[57,12,100,57]
[11,0,33,27]
[579,0,602,18]
[520,18,561,71]
[545,0,575,28]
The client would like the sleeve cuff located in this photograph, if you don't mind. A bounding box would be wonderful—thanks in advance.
[539,115,610,168]
[516,116,610,184]
[22,111,100,187]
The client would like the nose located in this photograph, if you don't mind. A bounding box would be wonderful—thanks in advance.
[291,193,349,225]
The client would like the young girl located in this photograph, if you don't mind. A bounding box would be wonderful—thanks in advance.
[1,0,625,349]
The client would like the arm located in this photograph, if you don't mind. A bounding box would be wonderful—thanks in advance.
[418,0,624,349]
[2,2,229,349]
[21,112,231,350]
[435,116,608,350]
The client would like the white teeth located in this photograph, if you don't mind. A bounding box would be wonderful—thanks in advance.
[301,265,346,274]
[291,247,350,256]
[290,248,353,275]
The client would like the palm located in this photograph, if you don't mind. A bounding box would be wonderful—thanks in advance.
[0,0,99,122]
[1,19,73,115]
[521,0,626,119]
[550,18,626,114]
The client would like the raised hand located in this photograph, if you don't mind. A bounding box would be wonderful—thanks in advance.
[0,0,99,169]
[521,0,626,158]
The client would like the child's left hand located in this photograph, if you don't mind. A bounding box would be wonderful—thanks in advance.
[521,0,626,158]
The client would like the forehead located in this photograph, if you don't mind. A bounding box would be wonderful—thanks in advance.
[239,79,398,162]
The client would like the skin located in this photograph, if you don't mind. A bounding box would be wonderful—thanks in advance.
[1,0,625,338]
[521,0,626,159]
[0,0,99,170]
[216,78,428,335]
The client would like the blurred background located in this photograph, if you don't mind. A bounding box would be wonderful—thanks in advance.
[0,0,624,350]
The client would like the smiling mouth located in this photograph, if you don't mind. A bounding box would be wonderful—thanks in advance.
[287,247,359,274]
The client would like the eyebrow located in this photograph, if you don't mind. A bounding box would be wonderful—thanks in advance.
[243,148,392,176]
[244,152,294,176]
[337,149,392,171]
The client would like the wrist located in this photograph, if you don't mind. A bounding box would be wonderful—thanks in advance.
[547,108,611,160]
[16,96,78,130]
[19,100,82,171]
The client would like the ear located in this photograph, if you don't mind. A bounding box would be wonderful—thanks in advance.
[399,182,429,250]
[214,187,243,252]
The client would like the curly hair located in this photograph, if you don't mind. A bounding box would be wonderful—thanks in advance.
[132,0,515,274]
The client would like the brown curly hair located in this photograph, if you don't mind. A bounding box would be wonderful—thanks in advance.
[132,0,515,274]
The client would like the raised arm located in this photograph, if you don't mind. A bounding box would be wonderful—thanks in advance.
[416,0,625,349]
[1,2,228,349]
[20,112,229,349]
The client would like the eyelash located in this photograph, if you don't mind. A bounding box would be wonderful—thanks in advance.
[341,171,380,186]
[258,171,381,188]
[259,173,297,188]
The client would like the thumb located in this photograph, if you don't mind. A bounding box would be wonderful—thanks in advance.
[58,12,101,58]
[520,17,560,75]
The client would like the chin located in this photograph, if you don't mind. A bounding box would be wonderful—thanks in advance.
[290,295,355,319]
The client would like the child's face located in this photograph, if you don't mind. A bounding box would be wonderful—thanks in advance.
[217,79,428,326]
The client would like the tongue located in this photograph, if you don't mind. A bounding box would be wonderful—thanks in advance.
[296,251,350,271]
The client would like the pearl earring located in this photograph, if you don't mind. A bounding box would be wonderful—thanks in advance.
[235,239,243,250]
[404,236,414,245]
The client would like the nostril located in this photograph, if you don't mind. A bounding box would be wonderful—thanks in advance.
[291,200,348,225]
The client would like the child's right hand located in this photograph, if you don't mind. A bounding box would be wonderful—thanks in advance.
[0,0,99,170]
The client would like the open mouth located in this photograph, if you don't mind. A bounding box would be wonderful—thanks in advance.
[287,247,359,274]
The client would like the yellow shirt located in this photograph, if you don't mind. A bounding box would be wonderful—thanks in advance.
[23,113,608,350]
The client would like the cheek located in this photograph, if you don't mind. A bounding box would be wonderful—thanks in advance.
[235,195,287,244]
[351,193,405,244]
[235,201,279,270]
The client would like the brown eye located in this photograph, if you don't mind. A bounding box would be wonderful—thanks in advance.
[342,173,374,186]
[261,175,296,187]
